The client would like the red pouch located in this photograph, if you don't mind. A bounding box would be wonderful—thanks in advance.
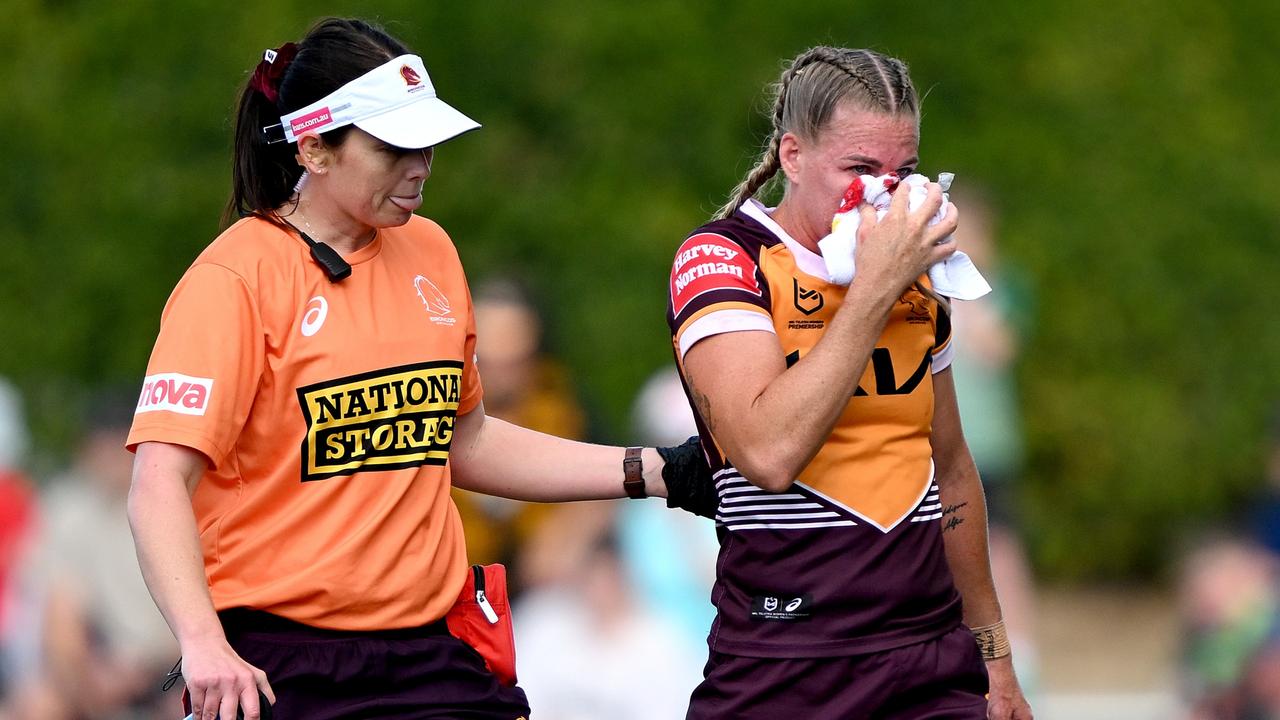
[445,563,517,687]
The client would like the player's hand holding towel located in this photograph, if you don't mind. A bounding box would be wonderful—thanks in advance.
[818,173,991,300]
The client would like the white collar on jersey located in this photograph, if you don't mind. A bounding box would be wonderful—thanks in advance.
[738,199,831,281]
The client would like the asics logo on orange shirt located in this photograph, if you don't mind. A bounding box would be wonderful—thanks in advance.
[301,296,328,337]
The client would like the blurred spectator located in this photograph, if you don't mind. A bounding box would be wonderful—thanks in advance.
[1178,407,1280,719]
[1179,535,1279,719]
[514,526,702,720]
[0,379,36,711]
[1237,633,1280,720]
[618,368,717,652]
[949,186,1041,690]
[451,277,593,592]
[7,390,176,719]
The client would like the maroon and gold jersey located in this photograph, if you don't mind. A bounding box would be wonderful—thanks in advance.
[667,199,962,657]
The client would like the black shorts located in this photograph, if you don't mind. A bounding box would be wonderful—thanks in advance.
[219,609,530,720]
[686,625,988,719]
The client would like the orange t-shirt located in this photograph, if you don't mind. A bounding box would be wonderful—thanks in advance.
[127,215,481,631]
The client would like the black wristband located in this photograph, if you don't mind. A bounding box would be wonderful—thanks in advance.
[657,436,717,520]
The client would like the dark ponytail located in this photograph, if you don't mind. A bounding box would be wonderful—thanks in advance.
[225,65,301,227]
[223,18,412,227]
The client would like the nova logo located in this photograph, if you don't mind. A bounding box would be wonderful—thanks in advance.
[136,373,213,416]
[296,361,463,481]
[793,279,824,316]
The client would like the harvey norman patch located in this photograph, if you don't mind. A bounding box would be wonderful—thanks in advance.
[670,233,760,317]
[296,360,463,482]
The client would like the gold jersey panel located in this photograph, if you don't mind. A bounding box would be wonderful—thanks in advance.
[759,243,945,531]
[666,206,963,657]
[668,206,954,535]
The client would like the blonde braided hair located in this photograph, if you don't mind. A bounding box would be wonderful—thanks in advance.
[713,47,948,314]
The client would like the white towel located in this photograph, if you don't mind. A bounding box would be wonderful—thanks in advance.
[816,172,991,301]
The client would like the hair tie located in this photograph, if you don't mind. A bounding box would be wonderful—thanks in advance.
[249,42,299,105]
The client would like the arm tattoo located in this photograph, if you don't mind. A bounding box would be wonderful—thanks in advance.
[942,502,967,533]
[691,387,713,423]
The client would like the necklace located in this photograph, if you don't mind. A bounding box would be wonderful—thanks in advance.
[287,199,323,244]
[289,196,375,252]
[288,205,353,281]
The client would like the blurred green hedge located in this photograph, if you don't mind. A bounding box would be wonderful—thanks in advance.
[2,0,1277,579]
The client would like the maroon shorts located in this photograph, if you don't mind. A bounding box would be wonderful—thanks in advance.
[219,609,530,720]
[686,625,988,719]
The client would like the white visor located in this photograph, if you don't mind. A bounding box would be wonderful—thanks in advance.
[279,54,480,148]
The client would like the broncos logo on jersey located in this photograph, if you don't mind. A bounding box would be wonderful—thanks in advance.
[899,291,930,318]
